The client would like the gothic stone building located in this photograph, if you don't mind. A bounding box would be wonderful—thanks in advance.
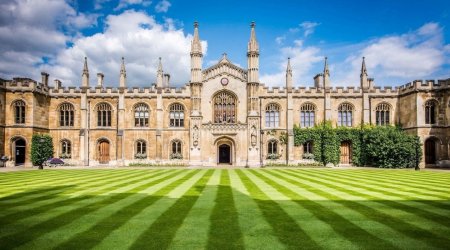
[0,22,449,168]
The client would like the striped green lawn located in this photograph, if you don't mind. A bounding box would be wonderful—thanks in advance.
[0,169,449,250]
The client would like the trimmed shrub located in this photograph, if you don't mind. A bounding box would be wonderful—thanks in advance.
[31,134,54,169]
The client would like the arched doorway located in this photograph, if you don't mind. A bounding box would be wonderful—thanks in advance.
[218,144,231,164]
[13,138,26,166]
[98,139,110,164]
[340,141,352,164]
[425,138,437,164]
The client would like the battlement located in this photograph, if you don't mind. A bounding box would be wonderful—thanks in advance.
[2,77,49,94]
[398,79,450,93]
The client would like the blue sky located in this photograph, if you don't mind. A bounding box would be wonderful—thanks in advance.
[1,0,449,87]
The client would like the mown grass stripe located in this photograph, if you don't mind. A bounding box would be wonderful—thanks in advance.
[227,169,285,250]
[266,170,450,248]
[285,170,450,223]
[206,170,245,250]
[260,170,432,249]
[0,170,158,220]
[168,169,221,249]
[94,170,210,250]
[236,170,321,250]
[129,170,214,250]
[314,169,450,192]
[0,170,176,247]
[251,170,397,250]
[0,169,138,206]
[21,170,202,250]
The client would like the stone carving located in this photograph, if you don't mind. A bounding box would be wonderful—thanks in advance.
[193,125,199,147]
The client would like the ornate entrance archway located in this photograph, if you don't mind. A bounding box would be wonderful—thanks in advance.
[215,137,234,165]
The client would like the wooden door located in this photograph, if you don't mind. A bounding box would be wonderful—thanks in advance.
[340,141,351,164]
[98,141,110,164]
[425,139,436,164]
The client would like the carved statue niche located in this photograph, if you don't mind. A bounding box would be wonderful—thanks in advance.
[192,125,199,147]
[251,125,257,147]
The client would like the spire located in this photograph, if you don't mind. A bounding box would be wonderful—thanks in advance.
[360,56,367,77]
[324,56,329,77]
[156,57,164,88]
[360,57,369,89]
[82,57,89,87]
[119,57,126,88]
[286,57,293,91]
[191,21,202,55]
[323,57,330,88]
[248,21,259,53]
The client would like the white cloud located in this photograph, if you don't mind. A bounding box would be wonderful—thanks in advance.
[155,0,171,13]
[261,41,322,87]
[299,21,320,37]
[47,10,207,87]
[334,22,448,86]
[0,0,97,80]
[275,36,285,45]
[114,0,152,11]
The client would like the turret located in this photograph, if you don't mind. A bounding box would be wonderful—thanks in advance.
[323,57,330,88]
[156,57,163,88]
[190,21,203,84]
[286,57,292,92]
[360,57,369,90]
[247,21,259,83]
[119,57,126,88]
[82,57,89,87]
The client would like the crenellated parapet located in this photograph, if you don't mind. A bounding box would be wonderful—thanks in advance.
[3,77,50,94]
[398,79,450,95]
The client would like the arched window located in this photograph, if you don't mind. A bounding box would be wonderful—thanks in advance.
[13,100,26,124]
[60,140,71,159]
[338,103,353,127]
[265,103,280,128]
[303,141,313,154]
[170,139,182,159]
[169,103,184,127]
[59,103,74,127]
[425,100,437,124]
[134,103,149,127]
[300,103,316,128]
[375,103,390,126]
[97,103,112,127]
[213,91,236,123]
[135,140,147,159]
[268,140,278,155]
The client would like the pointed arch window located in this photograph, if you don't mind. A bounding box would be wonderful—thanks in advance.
[169,103,184,127]
[375,103,390,126]
[268,140,278,155]
[213,91,236,123]
[338,103,353,127]
[60,140,71,159]
[425,100,437,125]
[265,103,280,128]
[59,103,74,127]
[135,140,147,159]
[170,139,183,159]
[97,103,112,127]
[13,100,26,124]
[300,103,316,128]
[134,103,149,127]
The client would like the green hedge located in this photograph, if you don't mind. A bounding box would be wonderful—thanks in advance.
[293,122,421,168]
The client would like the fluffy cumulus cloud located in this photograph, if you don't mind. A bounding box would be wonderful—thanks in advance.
[48,10,205,86]
[0,0,97,80]
[260,39,322,87]
[155,0,171,13]
[334,22,449,86]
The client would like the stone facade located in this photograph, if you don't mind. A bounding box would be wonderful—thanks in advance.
[0,22,449,168]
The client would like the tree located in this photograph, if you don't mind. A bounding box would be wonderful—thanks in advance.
[31,134,53,169]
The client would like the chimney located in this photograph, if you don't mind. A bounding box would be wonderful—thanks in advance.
[54,79,62,89]
[314,73,323,88]
[41,72,49,86]
[97,73,104,87]
[163,73,170,88]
